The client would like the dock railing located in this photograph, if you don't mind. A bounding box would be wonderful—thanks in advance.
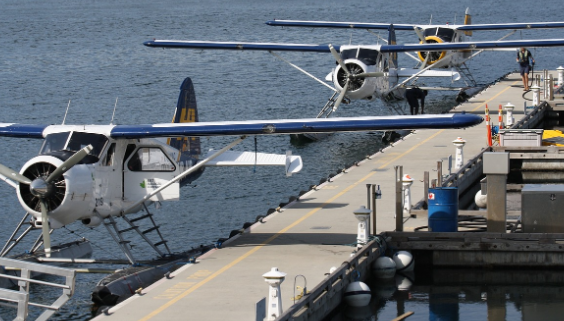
[0,257,76,321]
[275,237,386,321]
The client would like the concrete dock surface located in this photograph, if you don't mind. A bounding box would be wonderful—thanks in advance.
[92,72,556,320]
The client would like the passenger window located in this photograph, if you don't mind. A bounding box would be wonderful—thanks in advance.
[127,147,175,172]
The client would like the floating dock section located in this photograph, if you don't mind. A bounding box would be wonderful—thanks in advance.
[93,71,564,320]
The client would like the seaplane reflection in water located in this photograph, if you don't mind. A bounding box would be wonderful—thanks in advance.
[0,77,482,264]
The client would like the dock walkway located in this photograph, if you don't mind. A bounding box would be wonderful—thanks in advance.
[93,72,550,320]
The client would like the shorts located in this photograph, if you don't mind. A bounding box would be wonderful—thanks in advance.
[520,64,531,76]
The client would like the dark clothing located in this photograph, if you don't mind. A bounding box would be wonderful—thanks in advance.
[517,49,533,76]
[406,88,426,115]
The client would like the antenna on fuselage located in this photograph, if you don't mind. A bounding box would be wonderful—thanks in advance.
[110,97,118,125]
[62,100,71,125]
[429,14,433,25]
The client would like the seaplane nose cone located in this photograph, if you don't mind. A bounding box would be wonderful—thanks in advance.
[30,178,53,198]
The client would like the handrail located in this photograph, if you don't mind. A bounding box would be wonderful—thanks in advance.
[0,257,76,321]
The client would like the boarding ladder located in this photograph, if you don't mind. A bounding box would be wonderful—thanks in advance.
[0,257,76,321]
[455,62,477,87]
[103,204,171,265]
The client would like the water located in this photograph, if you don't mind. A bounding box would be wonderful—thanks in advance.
[0,0,563,319]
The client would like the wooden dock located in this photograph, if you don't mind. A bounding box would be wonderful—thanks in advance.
[92,71,563,321]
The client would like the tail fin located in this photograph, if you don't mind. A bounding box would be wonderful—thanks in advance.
[388,24,398,68]
[463,7,472,36]
[168,77,201,160]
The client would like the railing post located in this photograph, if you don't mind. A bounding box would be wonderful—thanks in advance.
[395,166,403,231]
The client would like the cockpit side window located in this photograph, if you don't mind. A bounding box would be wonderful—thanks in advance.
[436,28,455,41]
[127,147,176,172]
[103,143,116,166]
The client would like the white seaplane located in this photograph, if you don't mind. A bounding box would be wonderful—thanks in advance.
[266,9,564,86]
[144,35,564,119]
[0,77,482,264]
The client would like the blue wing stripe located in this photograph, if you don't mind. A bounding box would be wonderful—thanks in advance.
[144,40,334,53]
[265,20,564,31]
[109,114,482,138]
[0,124,48,138]
[265,20,416,30]
[458,22,564,31]
[381,39,564,52]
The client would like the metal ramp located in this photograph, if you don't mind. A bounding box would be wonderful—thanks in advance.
[0,257,76,321]
[103,204,171,265]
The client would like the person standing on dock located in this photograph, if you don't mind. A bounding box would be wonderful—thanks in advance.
[517,47,535,91]
[406,87,427,115]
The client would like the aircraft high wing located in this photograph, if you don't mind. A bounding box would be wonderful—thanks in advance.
[0,76,482,264]
[265,9,564,84]
[144,37,564,115]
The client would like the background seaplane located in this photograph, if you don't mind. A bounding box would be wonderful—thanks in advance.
[145,37,564,119]
[266,8,564,86]
[0,77,482,264]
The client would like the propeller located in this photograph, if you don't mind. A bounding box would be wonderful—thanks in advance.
[1,144,94,258]
[328,44,386,112]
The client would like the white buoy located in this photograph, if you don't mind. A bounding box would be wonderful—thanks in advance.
[392,251,414,273]
[372,256,396,279]
[475,190,487,209]
[263,267,286,321]
[344,281,371,307]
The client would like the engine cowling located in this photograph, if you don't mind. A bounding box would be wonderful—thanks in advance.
[417,36,447,65]
[332,59,377,100]
[17,155,94,229]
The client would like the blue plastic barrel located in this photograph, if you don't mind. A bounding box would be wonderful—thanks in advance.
[428,187,458,232]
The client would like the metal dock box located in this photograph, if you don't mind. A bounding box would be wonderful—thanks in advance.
[499,129,543,147]
[522,184,564,233]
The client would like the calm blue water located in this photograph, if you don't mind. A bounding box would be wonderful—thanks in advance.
[0,0,563,319]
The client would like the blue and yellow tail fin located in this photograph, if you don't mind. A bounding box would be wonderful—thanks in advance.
[168,77,201,160]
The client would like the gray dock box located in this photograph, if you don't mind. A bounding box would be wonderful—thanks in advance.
[499,129,543,147]
[522,184,564,233]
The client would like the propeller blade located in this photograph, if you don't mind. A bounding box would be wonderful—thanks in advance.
[40,200,51,258]
[0,163,31,185]
[414,26,425,42]
[46,144,93,183]
[329,44,350,75]
[354,72,386,78]
[333,80,350,112]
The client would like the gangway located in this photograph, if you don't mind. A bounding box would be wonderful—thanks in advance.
[0,257,76,321]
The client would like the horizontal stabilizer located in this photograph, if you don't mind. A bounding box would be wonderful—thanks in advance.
[202,150,303,177]
[399,68,461,81]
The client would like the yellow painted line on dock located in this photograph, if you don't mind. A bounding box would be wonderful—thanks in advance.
[470,80,521,112]
[138,128,445,321]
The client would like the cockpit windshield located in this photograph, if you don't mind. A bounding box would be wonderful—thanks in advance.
[423,27,455,41]
[340,48,379,66]
[40,132,109,160]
